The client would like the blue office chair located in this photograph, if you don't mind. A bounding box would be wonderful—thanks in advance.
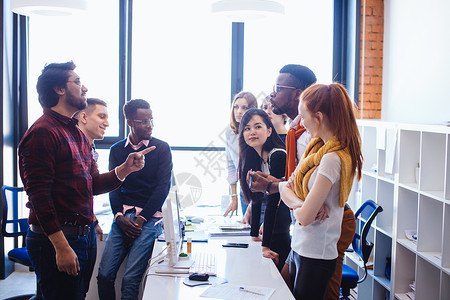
[340,200,383,299]
[1,185,42,300]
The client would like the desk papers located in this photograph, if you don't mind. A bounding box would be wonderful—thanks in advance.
[200,283,275,300]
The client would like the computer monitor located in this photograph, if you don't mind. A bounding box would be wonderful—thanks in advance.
[161,188,183,267]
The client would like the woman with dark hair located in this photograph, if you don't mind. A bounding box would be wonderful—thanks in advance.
[224,91,257,217]
[238,108,291,271]
[280,83,362,299]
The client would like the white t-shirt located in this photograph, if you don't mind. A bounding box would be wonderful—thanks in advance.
[225,127,239,184]
[288,115,311,165]
[290,152,344,260]
[278,117,311,194]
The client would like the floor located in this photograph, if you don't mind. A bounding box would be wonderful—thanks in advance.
[0,264,36,299]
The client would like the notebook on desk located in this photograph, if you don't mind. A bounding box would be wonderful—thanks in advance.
[218,223,251,231]
[208,227,250,237]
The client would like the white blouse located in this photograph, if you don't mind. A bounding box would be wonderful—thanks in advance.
[288,152,344,260]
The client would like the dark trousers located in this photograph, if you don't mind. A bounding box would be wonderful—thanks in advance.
[269,232,291,271]
[83,223,98,295]
[290,251,337,300]
[26,227,96,300]
[325,208,356,300]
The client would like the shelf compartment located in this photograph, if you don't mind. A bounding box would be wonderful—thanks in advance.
[347,178,361,213]
[361,174,377,207]
[374,231,392,289]
[417,251,442,270]
[357,271,374,300]
[394,294,412,300]
[417,195,443,254]
[373,279,390,300]
[377,126,398,182]
[441,271,450,300]
[376,180,394,236]
[420,132,446,195]
[394,243,416,296]
[398,130,420,188]
[446,134,450,201]
[396,187,418,244]
[362,126,378,174]
[397,238,417,253]
[416,256,440,300]
[441,204,450,268]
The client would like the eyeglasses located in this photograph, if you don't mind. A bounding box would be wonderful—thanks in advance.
[67,80,82,87]
[133,119,154,126]
[273,84,297,94]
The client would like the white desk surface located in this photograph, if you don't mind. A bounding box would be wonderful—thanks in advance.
[142,236,294,300]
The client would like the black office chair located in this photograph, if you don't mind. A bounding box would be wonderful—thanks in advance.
[1,185,42,300]
[340,199,383,299]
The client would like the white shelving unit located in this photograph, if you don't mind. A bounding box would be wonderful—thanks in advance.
[347,120,450,300]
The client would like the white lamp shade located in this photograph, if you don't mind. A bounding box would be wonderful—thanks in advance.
[211,0,285,22]
[11,0,88,16]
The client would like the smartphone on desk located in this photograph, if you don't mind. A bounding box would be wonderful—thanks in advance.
[222,242,249,248]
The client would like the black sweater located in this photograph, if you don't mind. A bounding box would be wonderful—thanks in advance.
[250,149,291,248]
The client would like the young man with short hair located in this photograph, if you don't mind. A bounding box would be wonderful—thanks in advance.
[97,99,172,300]
[74,97,110,296]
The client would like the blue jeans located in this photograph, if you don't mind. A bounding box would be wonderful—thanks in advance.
[83,223,97,295]
[26,227,95,300]
[97,212,162,300]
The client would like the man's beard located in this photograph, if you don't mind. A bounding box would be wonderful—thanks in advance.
[271,103,285,115]
[68,94,87,110]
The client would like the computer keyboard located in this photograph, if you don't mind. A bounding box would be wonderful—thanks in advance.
[189,251,217,276]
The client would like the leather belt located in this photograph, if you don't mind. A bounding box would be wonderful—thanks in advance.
[30,224,90,237]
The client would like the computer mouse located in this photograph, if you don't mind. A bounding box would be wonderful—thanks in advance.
[189,273,209,281]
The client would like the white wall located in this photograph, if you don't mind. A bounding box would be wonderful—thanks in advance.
[382,0,450,124]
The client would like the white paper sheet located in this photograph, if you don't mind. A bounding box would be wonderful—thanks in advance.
[200,283,275,300]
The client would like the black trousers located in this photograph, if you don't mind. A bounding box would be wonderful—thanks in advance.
[269,232,291,271]
[290,250,337,300]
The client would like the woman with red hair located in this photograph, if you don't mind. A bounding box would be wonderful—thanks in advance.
[280,83,362,299]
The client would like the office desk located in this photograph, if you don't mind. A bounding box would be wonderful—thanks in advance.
[142,236,294,300]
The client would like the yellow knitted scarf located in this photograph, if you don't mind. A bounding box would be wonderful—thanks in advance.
[294,136,354,207]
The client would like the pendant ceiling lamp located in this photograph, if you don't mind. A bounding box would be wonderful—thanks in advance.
[11,0,88,17]
[211,0,285,22]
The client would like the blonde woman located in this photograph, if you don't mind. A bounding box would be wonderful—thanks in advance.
[224,91,257,217]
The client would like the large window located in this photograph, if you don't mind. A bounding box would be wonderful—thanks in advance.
[244,0,334,100]
[132,0,232,206]
[27,0,120,136]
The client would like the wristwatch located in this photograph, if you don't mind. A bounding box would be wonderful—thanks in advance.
[265,180,273,195]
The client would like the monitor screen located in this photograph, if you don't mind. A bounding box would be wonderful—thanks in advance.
[161,188,183,266]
